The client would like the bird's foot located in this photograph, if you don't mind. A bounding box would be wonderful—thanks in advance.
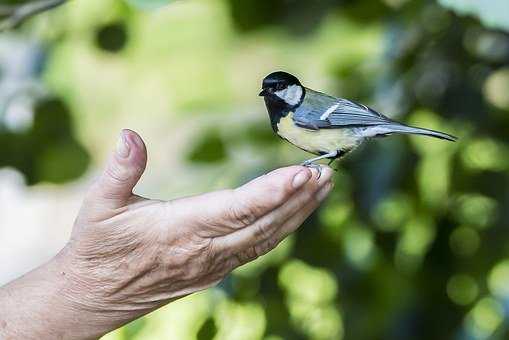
[301,161,322,179]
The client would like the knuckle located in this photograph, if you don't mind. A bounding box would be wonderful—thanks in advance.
[227,202,258,228]
[253,223,272,241]
[105,163,131,184]
[242,246,260,263]
[268,237,280,250]
[256,238,279,258]
[301,190,315,204]
[253,244,264,258]
[237,248,254,266]
[262,238,277,254]
[204,239,221,264]
[252,245,261,258]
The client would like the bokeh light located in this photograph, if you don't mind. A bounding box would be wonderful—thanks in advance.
[488,260,509,299]
[452,194,498,229]
[461,138,509,172]
[395,217,436,273]
[279,260,337,305]
[343,225,376,271]
[279,260,343,339]
[1,0,509,339]
[464,297,505,340]
[484,68,509,110]
[372,192,413,232]
[449,226,481,257]
[447,274,479,306]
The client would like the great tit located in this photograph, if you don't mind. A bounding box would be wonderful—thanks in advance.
[259,71,457,172]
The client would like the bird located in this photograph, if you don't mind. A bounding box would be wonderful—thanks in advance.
[259,71,457,174]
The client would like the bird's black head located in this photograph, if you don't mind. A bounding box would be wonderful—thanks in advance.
[260,71,305,131]
[259,71,304,106]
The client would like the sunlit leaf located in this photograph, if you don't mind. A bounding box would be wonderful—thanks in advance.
[461,138,509,172]
[453,194,498,229]
[484,68,509,110]
[488,260,509,299]
[464,297,504,339]
[214,301,266,339]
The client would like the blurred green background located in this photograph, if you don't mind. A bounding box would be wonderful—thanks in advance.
[1,0,509,339]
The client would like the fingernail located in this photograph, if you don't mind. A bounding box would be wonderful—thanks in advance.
[316,182,333,202]
[116,130,130,158]
[319,168,334,183]
[292,170,311,189]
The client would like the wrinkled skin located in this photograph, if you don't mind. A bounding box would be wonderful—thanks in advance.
[0,130,333,340]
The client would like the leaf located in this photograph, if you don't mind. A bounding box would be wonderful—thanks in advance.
[187,130,227,164]
[196,317,217,340]
[125,0,173,10]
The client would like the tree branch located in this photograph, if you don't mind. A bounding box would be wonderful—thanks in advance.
[0,0,68,32]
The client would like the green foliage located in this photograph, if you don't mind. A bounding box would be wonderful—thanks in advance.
[196,317,218,340]
[96,22,128,53]
[0,98,90,184]
[2,0,509,339]
[123,318,147,339]
[187,130,227,164]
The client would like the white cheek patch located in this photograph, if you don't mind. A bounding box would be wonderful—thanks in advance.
[275,85,303,106]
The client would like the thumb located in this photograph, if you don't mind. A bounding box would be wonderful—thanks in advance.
[86,129,147,209]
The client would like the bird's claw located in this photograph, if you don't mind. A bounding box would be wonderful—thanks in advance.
[301,161,322,179]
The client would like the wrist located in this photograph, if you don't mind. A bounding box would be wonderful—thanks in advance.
[0,247,124,340]
[56,244,157,332]
[52,246,143,337]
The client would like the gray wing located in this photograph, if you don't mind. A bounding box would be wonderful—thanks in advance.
[292,89,457,141]
[293,88,393,130]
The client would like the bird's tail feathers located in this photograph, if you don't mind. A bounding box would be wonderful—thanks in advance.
[369,123,457,142]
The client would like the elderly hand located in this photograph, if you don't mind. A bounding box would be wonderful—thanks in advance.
[0,130,333,340]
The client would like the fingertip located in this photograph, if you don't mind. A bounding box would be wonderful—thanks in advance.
[320,166,334,180]
[292,167,312,189]
[235,166,310,216]
[120,129,147,168]
[123,129,144,148]
[267,165,308,177]
[269,166,314,191]
[316,181,334,202]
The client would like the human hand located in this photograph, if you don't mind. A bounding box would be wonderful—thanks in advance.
[0,129,334,340]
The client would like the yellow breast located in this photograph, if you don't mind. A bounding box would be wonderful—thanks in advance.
[276,112,361,154]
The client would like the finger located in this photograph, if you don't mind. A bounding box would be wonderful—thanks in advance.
[273,181,334,241]
[215,166,333,254]
[229,166,315,226]
[180,166,315,234]
[85,129,147,210]
[231,180,334,267]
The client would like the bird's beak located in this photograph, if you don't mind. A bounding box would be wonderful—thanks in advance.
[259,89,268,97]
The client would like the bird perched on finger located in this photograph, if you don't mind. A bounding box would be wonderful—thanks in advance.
[259,71,457,174]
